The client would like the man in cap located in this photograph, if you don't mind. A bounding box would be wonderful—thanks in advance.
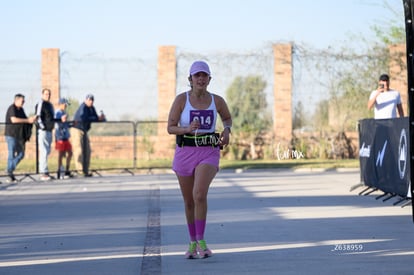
[367,74,404,119]
[71,94,106,177]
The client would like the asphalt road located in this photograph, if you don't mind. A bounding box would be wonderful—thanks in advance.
[0,169,413,275]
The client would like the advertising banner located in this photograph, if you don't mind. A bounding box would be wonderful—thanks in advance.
[359,118,410,197]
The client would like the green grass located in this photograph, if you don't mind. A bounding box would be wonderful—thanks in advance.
[220,159,359,170]
[1,158,359,175]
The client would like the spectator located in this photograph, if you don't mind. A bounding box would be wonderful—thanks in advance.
[54,98,74,179]
[367,74,404,119]
[71,94,105,177]
[4,94,37,182]
[35,88,55,180]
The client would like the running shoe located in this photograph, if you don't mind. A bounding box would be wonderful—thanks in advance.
[185,241,198,259]
[197,240,212,258]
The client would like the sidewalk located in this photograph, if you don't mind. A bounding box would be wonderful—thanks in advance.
[0,169,413,274]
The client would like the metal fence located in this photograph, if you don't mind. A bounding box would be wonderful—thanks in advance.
[0,120,172,179]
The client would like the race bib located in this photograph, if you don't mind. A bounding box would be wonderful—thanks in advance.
[190,110,214,130]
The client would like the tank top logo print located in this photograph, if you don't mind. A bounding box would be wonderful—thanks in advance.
[190,110,214,130]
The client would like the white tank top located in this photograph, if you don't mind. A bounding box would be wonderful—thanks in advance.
[179,92,217,134]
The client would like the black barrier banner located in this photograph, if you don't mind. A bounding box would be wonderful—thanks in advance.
[359,118,410,197]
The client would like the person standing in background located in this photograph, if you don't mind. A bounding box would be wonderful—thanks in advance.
[54,98,73,179]
[367,74,404,119]
[71,94,106,177]
[35,88,55,181]
[4,94,37,182]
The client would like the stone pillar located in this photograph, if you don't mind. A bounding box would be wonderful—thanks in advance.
[157,46,176,126]
[41,48,60,108]
[156,46,177,157]
[157,45,177,138]
[389,44,408,114]
[273,44,293,147]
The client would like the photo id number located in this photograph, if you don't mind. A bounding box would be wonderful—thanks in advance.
[332,244,364,252]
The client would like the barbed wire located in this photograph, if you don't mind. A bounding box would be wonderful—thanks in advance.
[0,42,394,122]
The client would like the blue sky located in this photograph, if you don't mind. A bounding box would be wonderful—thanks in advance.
[0,0,403,59]
[0,0,405,120]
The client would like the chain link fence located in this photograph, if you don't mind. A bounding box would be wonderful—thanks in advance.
[2,43,392,168]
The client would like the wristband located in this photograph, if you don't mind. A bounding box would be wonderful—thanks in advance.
[224,126,231,133]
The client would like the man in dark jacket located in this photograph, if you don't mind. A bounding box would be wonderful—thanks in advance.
[71,94,105,177]
[35,88,55,181]
[5,94,36,182]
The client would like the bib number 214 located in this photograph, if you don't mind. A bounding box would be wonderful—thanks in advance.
[190,110,214,130]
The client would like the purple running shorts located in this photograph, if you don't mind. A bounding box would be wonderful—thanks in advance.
[172,145,220,177]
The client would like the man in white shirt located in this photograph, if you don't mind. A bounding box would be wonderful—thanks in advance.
[367,74,404,119]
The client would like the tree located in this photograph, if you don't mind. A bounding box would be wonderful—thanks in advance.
[332,13,405,128]
[293,2,405,159]
[302,1,405,131]
[371,1,405,45]
[293,101,307,130]
[313,99,329,131]
[226,75,271,159]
